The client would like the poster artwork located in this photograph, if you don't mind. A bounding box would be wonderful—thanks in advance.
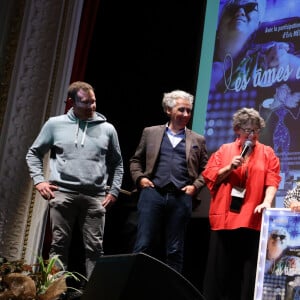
[205,0,300,207]
[255,209,300,300]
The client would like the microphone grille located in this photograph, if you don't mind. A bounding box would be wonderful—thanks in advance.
[244,140,253,148]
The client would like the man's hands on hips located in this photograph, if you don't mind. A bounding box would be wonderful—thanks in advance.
[35,182,58,200]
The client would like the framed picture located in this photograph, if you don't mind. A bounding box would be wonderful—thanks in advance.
[254,208,300,300]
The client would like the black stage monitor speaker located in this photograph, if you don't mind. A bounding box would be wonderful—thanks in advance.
[81,252,204,300]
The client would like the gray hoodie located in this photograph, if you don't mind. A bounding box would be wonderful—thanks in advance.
[26,108,123,197]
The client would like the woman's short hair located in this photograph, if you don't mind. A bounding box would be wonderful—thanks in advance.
[232,107,265,131]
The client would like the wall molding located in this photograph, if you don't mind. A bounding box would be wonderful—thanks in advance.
[0,0,84,263]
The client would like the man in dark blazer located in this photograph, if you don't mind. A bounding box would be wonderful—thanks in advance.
[130,90,208,273]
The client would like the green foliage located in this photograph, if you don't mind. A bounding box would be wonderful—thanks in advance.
[0,255,87,298]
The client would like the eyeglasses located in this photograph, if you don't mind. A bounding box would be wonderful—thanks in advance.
[225,3,258,16]
[240,127,260,134]
[271,234,286,241]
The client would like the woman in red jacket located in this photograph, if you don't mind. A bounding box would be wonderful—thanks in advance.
[203,107,281,300]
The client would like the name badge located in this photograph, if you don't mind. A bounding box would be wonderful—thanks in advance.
[231,186,246,198]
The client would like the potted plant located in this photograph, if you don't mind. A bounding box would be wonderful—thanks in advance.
[0,255,86,300]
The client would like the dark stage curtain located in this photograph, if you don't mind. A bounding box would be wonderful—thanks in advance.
[65,0,100,112]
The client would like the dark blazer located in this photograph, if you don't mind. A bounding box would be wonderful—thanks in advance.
[130,125,208,201]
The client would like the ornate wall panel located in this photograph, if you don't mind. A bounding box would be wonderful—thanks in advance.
[0,0,84,263]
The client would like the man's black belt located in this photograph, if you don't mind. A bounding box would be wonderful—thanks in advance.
[155,183,183,194]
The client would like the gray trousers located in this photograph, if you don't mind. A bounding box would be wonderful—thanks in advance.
[49,190,105,279]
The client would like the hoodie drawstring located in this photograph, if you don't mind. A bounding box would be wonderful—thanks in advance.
[74,120,88,147]
[81,122,88,146]
[75,120,79,146]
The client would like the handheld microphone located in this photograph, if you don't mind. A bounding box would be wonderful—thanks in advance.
[240,140,253,158]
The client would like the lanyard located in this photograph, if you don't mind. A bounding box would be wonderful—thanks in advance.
[240,158,249,188]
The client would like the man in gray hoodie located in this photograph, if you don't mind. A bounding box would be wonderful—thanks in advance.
[26,81,124,282]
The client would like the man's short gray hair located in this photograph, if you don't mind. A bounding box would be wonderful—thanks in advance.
[162,90,194,112]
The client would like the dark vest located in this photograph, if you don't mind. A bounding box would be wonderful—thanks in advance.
[152,133,190,188]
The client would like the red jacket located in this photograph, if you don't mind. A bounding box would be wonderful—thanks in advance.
[203,140,281,231]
